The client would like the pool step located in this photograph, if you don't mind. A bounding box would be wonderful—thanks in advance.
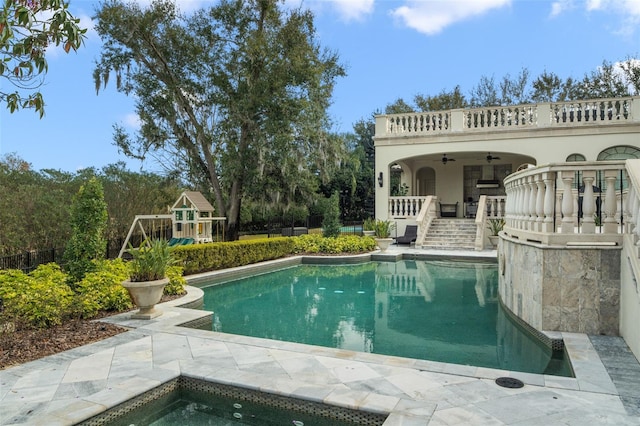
[420,218,477,249]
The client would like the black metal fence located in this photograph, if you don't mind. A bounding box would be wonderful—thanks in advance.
[0,248,65,273]
[0,236,147,273]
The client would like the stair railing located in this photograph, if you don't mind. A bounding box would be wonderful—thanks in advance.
[475,196,489,250]
[415,196,437,247]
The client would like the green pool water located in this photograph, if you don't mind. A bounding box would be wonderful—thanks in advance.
[202,260,572,376]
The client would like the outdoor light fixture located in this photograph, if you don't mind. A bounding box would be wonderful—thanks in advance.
[378,172,384,187]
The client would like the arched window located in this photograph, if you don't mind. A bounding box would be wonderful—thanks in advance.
[597,146,640,160]
[596,146,639,191]
[566,153,586,162]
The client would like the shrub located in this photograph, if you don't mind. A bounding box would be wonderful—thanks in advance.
[165,265,186,295]
[363,218,376,232]
[322,192,341,238]
[64,177,108,284]
[73,259,131,319]
[0,264,74,328]
[293,234,376,254]
[172,238,296,275]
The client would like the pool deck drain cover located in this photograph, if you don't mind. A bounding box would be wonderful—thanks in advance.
[495,377,524,388]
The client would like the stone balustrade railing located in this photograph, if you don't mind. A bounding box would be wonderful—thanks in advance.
[485,196,506,218]
[503,161,628,246]
[376,97,638,138]
[389,196,427,218]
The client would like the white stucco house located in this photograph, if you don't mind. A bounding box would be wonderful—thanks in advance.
[373,96,640,363]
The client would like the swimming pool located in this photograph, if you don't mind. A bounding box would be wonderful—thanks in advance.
[201,259,572,377]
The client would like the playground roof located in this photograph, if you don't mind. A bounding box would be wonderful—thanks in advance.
[172,191,214,212]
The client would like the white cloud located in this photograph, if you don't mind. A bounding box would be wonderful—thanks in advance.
[585,0,602,11]
[123,113,141,130]
[548,0,640,18]
[583,0,640,37]
[332,0,374,22]
[549,0,573,18]
[390,0,511,35]
[284,0,373,22]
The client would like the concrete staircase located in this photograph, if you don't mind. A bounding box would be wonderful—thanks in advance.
[419,218,477,249]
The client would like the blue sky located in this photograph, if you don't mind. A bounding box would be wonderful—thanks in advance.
[1,0,639,173]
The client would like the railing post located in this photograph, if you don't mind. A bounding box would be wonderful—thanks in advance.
[603,170,619,234]
[535,176,545,232]
[450,109,464,132]
[630,98,640,122]
[542,172,556,233]
[561,171,575,233]
[582,171,597,234]
[520,178,528,228]
[516,178,525,229]
[625,185,636,234]
[537,103,551,127]
[528,176,538,231]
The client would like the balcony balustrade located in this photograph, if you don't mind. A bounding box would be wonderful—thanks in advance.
[376,97,638,138]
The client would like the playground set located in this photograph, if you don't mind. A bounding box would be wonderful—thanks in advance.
[118,191,226,258]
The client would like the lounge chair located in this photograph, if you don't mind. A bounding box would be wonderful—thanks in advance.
[168,237,182,246]
[394,225,418,245]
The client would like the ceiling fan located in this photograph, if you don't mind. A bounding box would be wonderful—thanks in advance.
[441,154,456,165]
[486,152,501,163]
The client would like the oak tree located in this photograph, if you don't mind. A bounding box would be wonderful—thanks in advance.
[94,0,345,240]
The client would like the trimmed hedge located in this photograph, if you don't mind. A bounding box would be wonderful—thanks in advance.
[293,234,377,254]
[172,237,296,275]
[171,235,377,275]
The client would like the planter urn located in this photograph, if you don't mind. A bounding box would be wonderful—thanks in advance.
[375,237,394,252]
[122,277,169,320]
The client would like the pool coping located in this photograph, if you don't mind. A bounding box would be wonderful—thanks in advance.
[180,253,615,394]
[101,253,618,421]
[0,251,624,425]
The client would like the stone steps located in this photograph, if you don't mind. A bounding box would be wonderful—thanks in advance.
[420,219,477,249]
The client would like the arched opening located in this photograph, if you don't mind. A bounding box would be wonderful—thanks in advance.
[597,146,640,160]
[596,145,640,192]
[416,167,436,196]
[566,153,586,162]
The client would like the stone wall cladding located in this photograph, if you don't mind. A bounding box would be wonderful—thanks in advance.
[500,237,620,335]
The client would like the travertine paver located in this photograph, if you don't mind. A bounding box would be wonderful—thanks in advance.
[1,247,639,425]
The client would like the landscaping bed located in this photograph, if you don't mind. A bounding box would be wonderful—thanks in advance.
[0,293,183,370]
